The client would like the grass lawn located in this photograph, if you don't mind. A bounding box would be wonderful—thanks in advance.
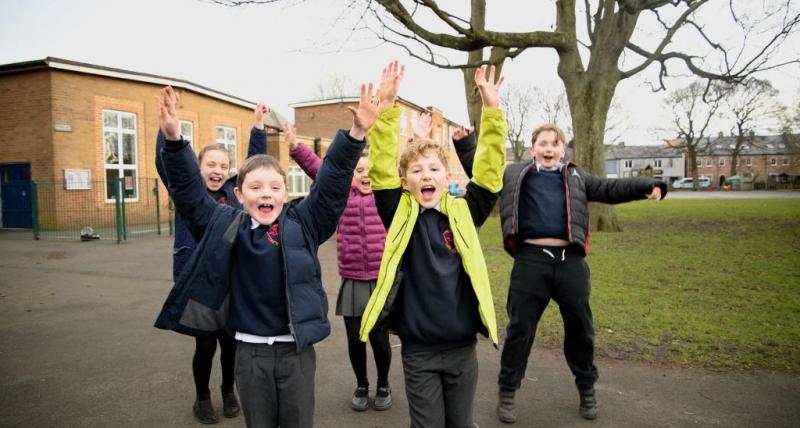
[480,198,800,370]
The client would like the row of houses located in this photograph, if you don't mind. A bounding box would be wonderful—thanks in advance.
[0,57,797,230]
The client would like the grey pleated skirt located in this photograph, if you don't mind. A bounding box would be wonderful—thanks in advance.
[335,278,378,317]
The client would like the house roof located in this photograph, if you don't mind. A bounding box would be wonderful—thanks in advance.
[0,57,288,130]
[604,145,684,160]
[290,96,461,127]
[699,134,800,155]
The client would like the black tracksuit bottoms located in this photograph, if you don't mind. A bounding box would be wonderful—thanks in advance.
[498,243,598,391]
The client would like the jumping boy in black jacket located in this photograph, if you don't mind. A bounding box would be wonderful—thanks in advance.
[496,123,667,423]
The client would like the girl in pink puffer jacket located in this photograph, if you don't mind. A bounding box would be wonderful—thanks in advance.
[289,140,393,412]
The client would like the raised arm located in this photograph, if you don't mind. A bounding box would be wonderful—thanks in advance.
[247,102,269,158]
[367,60,405,227]
[465,65,508,226]
[295,82,379,243]
[288,129,322,180]
[452,126,476,179]
[157,86,217,234]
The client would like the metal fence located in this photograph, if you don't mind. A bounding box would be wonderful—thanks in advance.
[32,177,170,242]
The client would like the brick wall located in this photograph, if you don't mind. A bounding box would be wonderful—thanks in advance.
[0,70,53,181]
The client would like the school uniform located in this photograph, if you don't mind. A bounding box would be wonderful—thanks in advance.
[154,128,365,428]
[497,161,668,391]
[360,106,507,427]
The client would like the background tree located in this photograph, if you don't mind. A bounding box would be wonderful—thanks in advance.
[501,83,534,161]
[353,0,799,230]
[213,0,799,230]
[665,81,725,190]
[312,72,358,100]
[722,78,779,177]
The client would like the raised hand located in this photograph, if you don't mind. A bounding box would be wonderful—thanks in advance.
[283,120,298,150]
[413,111,433,142]
[157,86,181,140]
[474,65,504,108]
[347,83,380,141]
[254,102,270,130]
[377,60,405,113]
[453,125,474,141]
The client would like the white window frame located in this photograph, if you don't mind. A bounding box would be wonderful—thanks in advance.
[399,108,408,136]
[770,157,777,166]
[746,157,752,167]
[783,157,789,166]
[624,160,632,168]
[696,158,702,166]
[706,158,713,167]
[654,159,662,168]
[179,120,194,148]
[103,109,139,203]
[216,126,238,172]
[718,158,725,167]
[288,165,311,197]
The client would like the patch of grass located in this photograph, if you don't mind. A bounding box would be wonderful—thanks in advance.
[480,199,800,370]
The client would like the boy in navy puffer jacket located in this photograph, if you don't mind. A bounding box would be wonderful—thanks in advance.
[154,102,269,424]
[154,82,379,428]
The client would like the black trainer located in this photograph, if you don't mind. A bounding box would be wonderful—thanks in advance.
[193,398,219,424]
[578,386,598,420]
[221,389,240,418]
[351,387,369,411]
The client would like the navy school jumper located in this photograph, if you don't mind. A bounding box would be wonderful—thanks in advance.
[154,130,365,351]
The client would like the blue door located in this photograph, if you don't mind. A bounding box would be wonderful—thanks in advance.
[0,163,32,228]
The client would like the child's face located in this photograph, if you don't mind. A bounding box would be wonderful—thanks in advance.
[352,157,372,194]
[402,148,452,209]
[531,130,565,169]
[200,149,230,192]
[234,166,288,226]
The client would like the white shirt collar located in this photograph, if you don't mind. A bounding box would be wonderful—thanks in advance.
[419,202,442,213]
[536,162,564,172]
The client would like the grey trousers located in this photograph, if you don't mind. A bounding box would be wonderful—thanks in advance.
[235,341,316,428]
[401,342,478,428]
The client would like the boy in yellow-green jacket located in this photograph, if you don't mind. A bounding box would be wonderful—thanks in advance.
[360,61,507,428]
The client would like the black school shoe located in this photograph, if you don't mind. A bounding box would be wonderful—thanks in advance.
[496,389,516,423]
[193,398,219,424]
[578,385,598,420]
[221,389,240,418]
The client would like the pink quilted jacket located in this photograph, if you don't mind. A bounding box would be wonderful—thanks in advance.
[290,143,386,280]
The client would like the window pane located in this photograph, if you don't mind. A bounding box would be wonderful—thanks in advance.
[104,132,119,164]
[103,111,118,128]
[121,113,135,130]
[216,127,224,140]
[122,133,135,165]
[123,169,138,199]
[180,121,193,137]
[106,169,119,200]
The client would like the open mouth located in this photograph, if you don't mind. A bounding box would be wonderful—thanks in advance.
[258,202,274,215]
[542,155,554,162]
[208,176,223,185]
[360,179,371,187]
[420,185,436,199]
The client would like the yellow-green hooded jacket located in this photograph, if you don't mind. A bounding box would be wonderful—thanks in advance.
[359,106,507,346]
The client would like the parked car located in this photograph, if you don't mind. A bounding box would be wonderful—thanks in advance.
[672,176,711,189]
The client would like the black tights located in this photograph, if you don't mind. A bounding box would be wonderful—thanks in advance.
[343,316,392,389]
[193,333,236,400]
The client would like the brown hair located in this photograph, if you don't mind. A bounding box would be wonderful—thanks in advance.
[197,143,230,163]
[399,139,449,173]
[531,123,567,146]
[236,154,287,188]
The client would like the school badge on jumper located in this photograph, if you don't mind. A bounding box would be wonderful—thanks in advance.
[265,223,281,246]
[442,229,457,254]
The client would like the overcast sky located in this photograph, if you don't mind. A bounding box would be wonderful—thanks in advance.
[2,0,798,145]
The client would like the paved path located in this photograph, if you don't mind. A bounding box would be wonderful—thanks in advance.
[0,235,798,427]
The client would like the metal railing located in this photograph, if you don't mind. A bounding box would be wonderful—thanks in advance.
[31,177,169,242]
